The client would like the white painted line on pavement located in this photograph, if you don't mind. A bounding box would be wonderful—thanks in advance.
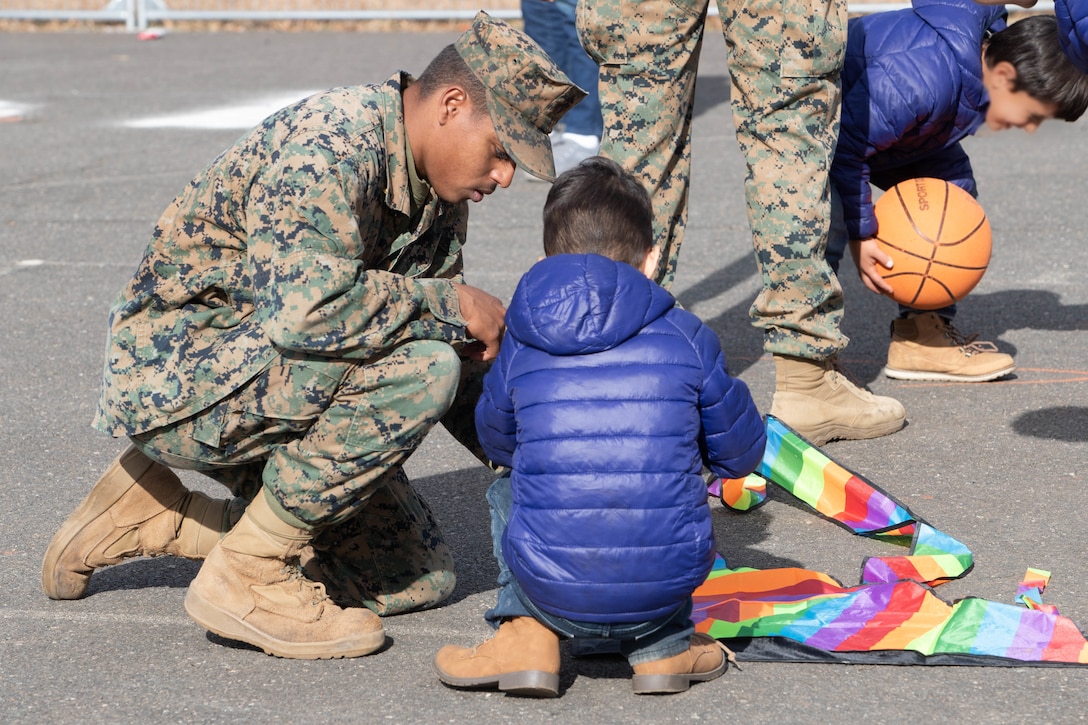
[0,99,34,120]
[122,91,318,130]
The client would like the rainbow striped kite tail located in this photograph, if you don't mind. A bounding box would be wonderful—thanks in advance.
[861,522,974,586]
[760,415,916,536]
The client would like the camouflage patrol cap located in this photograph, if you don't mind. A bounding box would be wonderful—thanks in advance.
[455,10,587,182]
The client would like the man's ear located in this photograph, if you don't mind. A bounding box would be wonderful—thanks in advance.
[437,86,469,127]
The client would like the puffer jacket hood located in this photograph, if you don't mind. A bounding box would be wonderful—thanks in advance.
[505,253,677,355]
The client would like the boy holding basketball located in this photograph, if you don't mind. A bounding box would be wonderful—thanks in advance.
[432,157,766,697]
[828,0,1088,382]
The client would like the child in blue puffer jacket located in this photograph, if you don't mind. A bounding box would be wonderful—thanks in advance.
[433,157,766,697]
[828,0,1088,384]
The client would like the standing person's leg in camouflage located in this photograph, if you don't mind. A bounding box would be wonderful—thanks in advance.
[722,0,903,444]
[577,0,705,289]
[578,0,904,445]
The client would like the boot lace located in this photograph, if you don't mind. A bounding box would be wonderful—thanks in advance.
[713,639,740,670]
[280,564,331,606]
[827,355,871,392]
[939,320,1000,357]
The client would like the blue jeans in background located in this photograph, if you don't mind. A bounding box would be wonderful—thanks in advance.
[482,473,695,666]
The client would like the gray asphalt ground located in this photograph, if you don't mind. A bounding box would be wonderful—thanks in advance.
[2,26,1088,725]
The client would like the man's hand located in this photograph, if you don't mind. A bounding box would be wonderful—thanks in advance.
[849,238,896,296]
[453,283,506,362]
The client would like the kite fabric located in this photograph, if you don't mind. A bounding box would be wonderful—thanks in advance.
[695,416,1088,666]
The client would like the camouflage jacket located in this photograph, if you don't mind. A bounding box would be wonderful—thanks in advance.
[94,72,470,436]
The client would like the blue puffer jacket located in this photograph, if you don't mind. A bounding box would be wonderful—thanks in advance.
[832,0,1006,241]
[1056,0,1088,73]
[476,254,766,624]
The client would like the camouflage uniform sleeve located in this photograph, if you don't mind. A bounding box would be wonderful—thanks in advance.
[246,131,468,359]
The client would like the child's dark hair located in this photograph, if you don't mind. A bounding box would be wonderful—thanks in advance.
[985,15,1088,121]
[543,156,654,269]
[415,44,489,116]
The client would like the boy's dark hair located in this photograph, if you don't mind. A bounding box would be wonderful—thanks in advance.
[415,44,489,117]
[985,15,1088,121]
[543,156,654,269]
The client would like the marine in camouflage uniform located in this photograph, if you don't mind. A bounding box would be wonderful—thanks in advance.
[577,0,906,444]
[96,74,480,616]
[41,12,585,659]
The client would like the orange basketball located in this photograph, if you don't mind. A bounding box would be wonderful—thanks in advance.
[872,178,991,310]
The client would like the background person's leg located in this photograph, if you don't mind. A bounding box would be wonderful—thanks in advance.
[578,0,710,288]
[722,0,904,443]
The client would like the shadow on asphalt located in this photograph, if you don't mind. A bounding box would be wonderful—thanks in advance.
[1014,406,1088,442]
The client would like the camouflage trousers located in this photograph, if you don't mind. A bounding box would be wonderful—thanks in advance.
[132,340,488,615]
[577,0,848,359]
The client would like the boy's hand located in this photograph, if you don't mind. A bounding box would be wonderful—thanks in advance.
[848,238,896,296]
[453,283,506,362]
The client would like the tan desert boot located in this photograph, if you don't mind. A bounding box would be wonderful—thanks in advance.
[885,312,1015,382]
[631,633,733,695]
[41,445,236,600]
[769,354,906,445]
[433,616,561,697]
[183,490,386,660]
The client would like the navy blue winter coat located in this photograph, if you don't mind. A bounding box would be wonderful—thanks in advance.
[1056,0,1088,73]
[832,0,1006,241]
[475,254,766,623]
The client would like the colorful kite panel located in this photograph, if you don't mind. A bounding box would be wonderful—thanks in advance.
[696,416,1088,666]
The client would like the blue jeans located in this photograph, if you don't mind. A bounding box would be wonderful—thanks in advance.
[521,0,603,138]
[483,474,695,666]
[828,186,956,320]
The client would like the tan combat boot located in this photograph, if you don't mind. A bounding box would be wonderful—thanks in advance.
[183,490,386,660]
[433,616,561,697]
[41,445,236,600]
[631,633,733,695]
[885,312,1015,382]
[770,354,906,445]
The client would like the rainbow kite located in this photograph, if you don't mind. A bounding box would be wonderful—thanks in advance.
[695,416,1088,666]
